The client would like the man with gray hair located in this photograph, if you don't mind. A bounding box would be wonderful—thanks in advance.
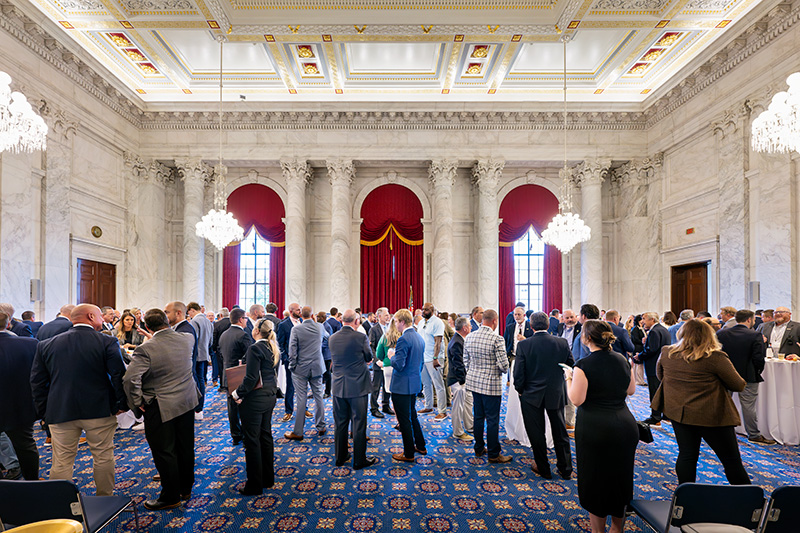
[0,303,32,338]
[284,306,327,440]
[447,316,473,441]
[368,307,393,418]
[668,309,694,344]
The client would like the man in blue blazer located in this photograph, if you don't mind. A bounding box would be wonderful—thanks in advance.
[0,313,40,480]
[389,309,427,462]
[36,305,75,340]
[325,307,342,335]
[30,304,127,495]
[276,303,302,422]
[329,310,377,470]
[633,311,671,425]
[605,310,635,358]
[21,311,43,338]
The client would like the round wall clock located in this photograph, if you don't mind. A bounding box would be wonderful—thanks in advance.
[91,226,103,238]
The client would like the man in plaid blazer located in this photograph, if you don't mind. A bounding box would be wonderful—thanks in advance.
[464,309,512,463]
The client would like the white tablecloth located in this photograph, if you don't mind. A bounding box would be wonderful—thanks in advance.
[734,359,800,445]
[504,362,554,449]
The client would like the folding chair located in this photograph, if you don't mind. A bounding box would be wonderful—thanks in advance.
[760,485,800,533]
[0,480,138,533]
[629,483,766,533]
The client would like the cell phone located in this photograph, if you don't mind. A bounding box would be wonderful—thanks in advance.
[558,363,572,370]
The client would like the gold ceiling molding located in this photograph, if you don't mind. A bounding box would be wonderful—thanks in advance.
[229,0,556,8]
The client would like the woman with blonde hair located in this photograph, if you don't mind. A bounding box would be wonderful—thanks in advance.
[232,318,281,495]
[653,319,749,485]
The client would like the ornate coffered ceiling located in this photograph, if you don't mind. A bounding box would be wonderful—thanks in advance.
[4,0,783,103]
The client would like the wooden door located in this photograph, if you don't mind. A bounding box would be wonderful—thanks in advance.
[671,262,708,315]
[77,258,116,308]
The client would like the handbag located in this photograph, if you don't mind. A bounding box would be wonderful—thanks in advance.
[636,420,654,443]
[226,363,262,393]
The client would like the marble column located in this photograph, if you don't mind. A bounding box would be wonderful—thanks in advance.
[176,158,210,303]
[713,104,750,307]
[327,159,355,307]
[281,158,312,305]
[429,159,458,312]
[576,158,609,306]
[472,159,504,312]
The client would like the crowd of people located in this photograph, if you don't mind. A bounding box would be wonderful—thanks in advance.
[0,298,796,532]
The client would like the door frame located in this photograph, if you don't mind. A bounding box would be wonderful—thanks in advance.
[70,235,125,306]
[661,238,718,315]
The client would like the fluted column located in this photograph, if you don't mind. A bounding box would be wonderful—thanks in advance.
[429,159,458,311]
[176,158,210,302]
[472,159,504,311]
[281,158,312,304]
[327,160,355,307]
[576,158,609,306]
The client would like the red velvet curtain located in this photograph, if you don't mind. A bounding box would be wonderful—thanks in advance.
[498,184,562,334]
[222,184,286,311]
[360,184,424,313]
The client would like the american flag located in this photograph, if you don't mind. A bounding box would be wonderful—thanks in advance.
[408,285,414,313]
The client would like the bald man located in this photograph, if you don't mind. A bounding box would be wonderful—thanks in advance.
[30,304,128,495]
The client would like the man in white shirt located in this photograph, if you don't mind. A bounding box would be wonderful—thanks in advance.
[417,303,447,420]
[761,307,800,356]
[559,310,579,346]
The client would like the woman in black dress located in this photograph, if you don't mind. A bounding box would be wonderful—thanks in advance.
[565,320,638,533]
[232,318,280,495]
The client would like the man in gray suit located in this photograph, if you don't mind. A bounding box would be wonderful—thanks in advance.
[187,302,213,420]
[285,306,327,441]
[123,308,198,510]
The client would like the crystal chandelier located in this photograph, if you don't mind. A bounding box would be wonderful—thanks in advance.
[195,36,244,250]
[0,71,48,153]
[751,72,800,154]
[541,35,591,254]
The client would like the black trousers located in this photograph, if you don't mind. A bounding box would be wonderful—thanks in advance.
[5,425,39,480]
[519,396,572,477]
[239,392,276,492]
[283,361,295,414]
[671,421,751,485]
[143,402,195,503]
[226,395,242,441]
[391,393,426,458]
[194,361,208,412]
[323,360,332,395]
[332,395,368,468]
[643,357,662,420]
[370,367,391,411]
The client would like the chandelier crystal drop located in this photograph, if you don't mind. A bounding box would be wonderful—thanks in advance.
[195,36,244,251]
[0,71,48,154]
[751,72,800,154]
[541,36,592,254]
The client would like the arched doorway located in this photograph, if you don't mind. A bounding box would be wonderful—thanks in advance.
[360,184,424,313]
[222,183,286,313]
[498,184,562,333]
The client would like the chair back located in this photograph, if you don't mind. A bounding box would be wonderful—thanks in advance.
[0,481,86,532]
[668,483,766,531]
[761,485,800,533]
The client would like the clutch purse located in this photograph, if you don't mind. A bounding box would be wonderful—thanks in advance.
[636,420,654,443]
[226,363,262,393]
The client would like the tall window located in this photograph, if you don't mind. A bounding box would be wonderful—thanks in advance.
[239,229,270,310]
[513,226,545,311]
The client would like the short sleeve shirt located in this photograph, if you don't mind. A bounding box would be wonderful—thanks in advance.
[419,315,445,363]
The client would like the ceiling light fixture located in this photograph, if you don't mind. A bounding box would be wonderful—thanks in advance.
[0,71,48,154]
[195,36,244,250]
[751,72,800,154]
[542,35,591,254]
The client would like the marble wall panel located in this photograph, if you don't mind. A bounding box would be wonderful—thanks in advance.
[664,133,717,203]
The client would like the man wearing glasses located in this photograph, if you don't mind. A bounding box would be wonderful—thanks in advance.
[761,307,800,357]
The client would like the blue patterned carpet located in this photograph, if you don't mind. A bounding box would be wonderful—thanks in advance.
[31,384,799,532]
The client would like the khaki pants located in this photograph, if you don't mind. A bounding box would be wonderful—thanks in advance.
[449,383,473,436]
[49,416,118,495]
[564,397,576,427]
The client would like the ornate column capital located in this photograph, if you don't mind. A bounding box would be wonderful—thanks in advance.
[37,100,78,143]
[574,158,610,187]
[146,160,172,184]
[429,159,458,189]
[280,158,312,186]
[326,159,355,186]
[471,158,504,191]
[176,157,212,183]
[711,101,751,139]
[123,151,148,180]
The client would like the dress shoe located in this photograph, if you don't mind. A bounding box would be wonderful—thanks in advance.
[44,437,52,446]
[354,457,378,470]
[153,474,161,481]
[371,409,385,418]
[180,493,191,501]
[415,447,427,455]
[488,454,513,464]
[276,390,284,399]
[642,417,661,426]
[453,433,474,442]
[382,407,395,415]
[474,448,486,457]
[78,437,87,445]
[281,413,292,422]
[131,422,145,431]
[530,462,552,479]
[238,487,263,496]
[418,408,433,414]
[232,438,243,445]
[3,467,21,480]
[565,424,575,431]
[317,429,327,436]
[305,410,312,418]
[323,393,331,399]
[392,453,414,462]
[335,454,352,467]
[433,413,447,421]
[749,435,776,445]
[212,380,218,387]
[143,499,180,510]
[284,432,304,441]
[558,471,573,480]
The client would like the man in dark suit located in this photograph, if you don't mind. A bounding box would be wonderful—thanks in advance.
[124,308,199,509]
[30,304,127,495]
[754,310,763,330]
[469,306,483,332]
[212,308,231,388]
[717,309,774,445]
[505,301,527,329]
[368,307,393,417]
[605,310,635,358]
[21,311,43,338]
[264,303,281,328]
[325,307,342,335]
[547,310,560,335]
[329,309,377,470]
[760,306,800,356]
[0,303,31,338]
[276,303,302,422]
[633,311,670,425]
[514,312,573,480]
[218,308,253,444]
[100,306,116,333]
[447,317,473,441]
[245,304,265,336]
[0,313,40,480]
[166,301,198,367]
[36,304,75,340]
[503,306,534,366]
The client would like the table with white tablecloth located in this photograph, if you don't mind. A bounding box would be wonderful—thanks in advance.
[504,363,555,449]
[733,359,800,445]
